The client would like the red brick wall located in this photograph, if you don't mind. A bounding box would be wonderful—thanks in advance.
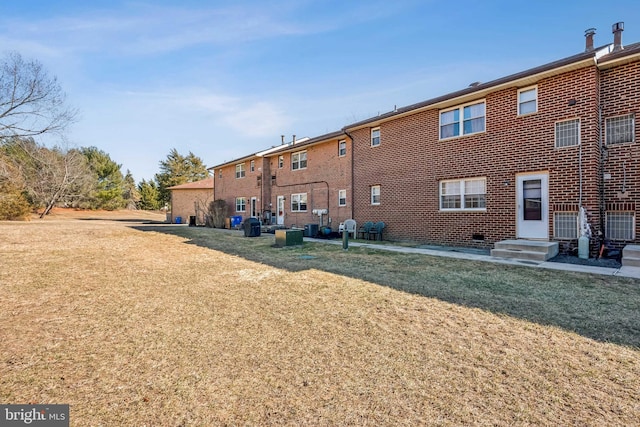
[213,157,265,221]
[600,59,640,247]
[352,66,602,249]
[267,138,352,229]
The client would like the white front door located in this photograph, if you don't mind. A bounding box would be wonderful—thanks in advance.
[276,196,285,225]
[516,172,549,239]
[250,197,257,218]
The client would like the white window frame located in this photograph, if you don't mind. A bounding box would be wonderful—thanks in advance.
[235,163,245,179]
[291,151,307,170]
[235,197,246,212]
[605,114,635,145]
[371,127,380,147]
[606,212,635,240]
[291,193,307,212]
[338,140,347,157]
[518,86,538,116]
[439,100,486,140]
[555,118,580,148]
[250,160,255,172]
[439,178,486,211]
[338,189,347,207]
[278,155,284,169]
[554,212,578,239]
[371,185,381,205]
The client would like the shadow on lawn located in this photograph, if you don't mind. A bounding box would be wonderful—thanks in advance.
[132,224,640,349]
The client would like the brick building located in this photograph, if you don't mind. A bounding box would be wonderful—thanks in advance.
[210,24,639,255]
[168,177,214,225]
[345,23,639,255]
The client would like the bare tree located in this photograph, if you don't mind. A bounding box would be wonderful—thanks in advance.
[0,52,77,139]
[2,137,93,217]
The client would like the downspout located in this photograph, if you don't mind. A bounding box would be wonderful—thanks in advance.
[343,128,356,221]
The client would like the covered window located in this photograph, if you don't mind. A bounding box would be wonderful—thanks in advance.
[554,212,578,239]
[440,178,486,211]
[338,189,347,206]
[338,140,347,156]
[371,128,380,146]
[606,212,635,240]
[440,101,485,139]
[518,86,537,115]
[235,197,246,212]
[371,185,381,205]
[606,114,635,145]
[235,163,245,178]
[291,193,307,212]
[292,151,307,170]
[555,119,580,148]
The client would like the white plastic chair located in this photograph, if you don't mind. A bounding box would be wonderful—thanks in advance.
[344,219,357,238]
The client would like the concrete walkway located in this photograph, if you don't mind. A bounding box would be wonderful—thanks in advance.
[305,237,640,280]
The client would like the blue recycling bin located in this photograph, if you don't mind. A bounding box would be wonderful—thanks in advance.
[231,215,243,228]
[175,216,182,224]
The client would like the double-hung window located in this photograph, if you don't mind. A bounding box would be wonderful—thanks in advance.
[371,128,380,146]
[440,178,486,211]
[291,193,307,212]
[440,101,485,139]
[235,197,246,212]
[235,163,245,178]
[371,185,381,205]
[278,156,284,168]
[518,86,537,115]
[292,151,307,170]
[338,189,347,206]
[555,119,580,148]
[250,160,255,172]
[338,140,347,156]
[606,114,635,145]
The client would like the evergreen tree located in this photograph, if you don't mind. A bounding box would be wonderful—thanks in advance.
[80,146,125,210]
[137,179,160,210]
[122,170,140,210]
[154,149,207,205]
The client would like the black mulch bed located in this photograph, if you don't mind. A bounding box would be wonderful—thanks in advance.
[547,253,621,269]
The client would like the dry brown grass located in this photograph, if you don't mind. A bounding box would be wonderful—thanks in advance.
[1,209,639,426]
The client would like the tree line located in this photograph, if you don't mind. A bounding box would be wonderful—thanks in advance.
[0,51,208,220]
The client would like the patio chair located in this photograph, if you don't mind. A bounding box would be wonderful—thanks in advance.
[357,221,374,239]
[368,221,386,241]
[343,219,357,238]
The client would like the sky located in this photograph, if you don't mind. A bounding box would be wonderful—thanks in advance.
[2,1,640,182]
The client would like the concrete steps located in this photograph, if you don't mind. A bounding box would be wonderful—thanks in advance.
[491,240,559,262]
[622,245,640,267]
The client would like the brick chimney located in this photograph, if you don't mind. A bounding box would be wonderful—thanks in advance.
[584,28,596,52]
[612,22,624,52]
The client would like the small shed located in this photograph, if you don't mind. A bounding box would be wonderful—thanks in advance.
[167,177,214,225]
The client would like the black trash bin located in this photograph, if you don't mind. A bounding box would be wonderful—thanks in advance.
[243,218,261,237]
[188,216,196,227]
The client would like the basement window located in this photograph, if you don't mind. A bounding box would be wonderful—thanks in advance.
[554,212,578,239]
[606,212,635,240]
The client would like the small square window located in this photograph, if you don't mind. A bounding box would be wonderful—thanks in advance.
[518,87,537,115]
[606,114,635,145]
[338,189,347,206]
[606,212,635,240]
[555,119,580,148]
[339,140,347,156]
[554,212,578,239]
[292,151,307,170]
[371,185,380,205]
[291,193,307,212]
[371,128,380,147]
